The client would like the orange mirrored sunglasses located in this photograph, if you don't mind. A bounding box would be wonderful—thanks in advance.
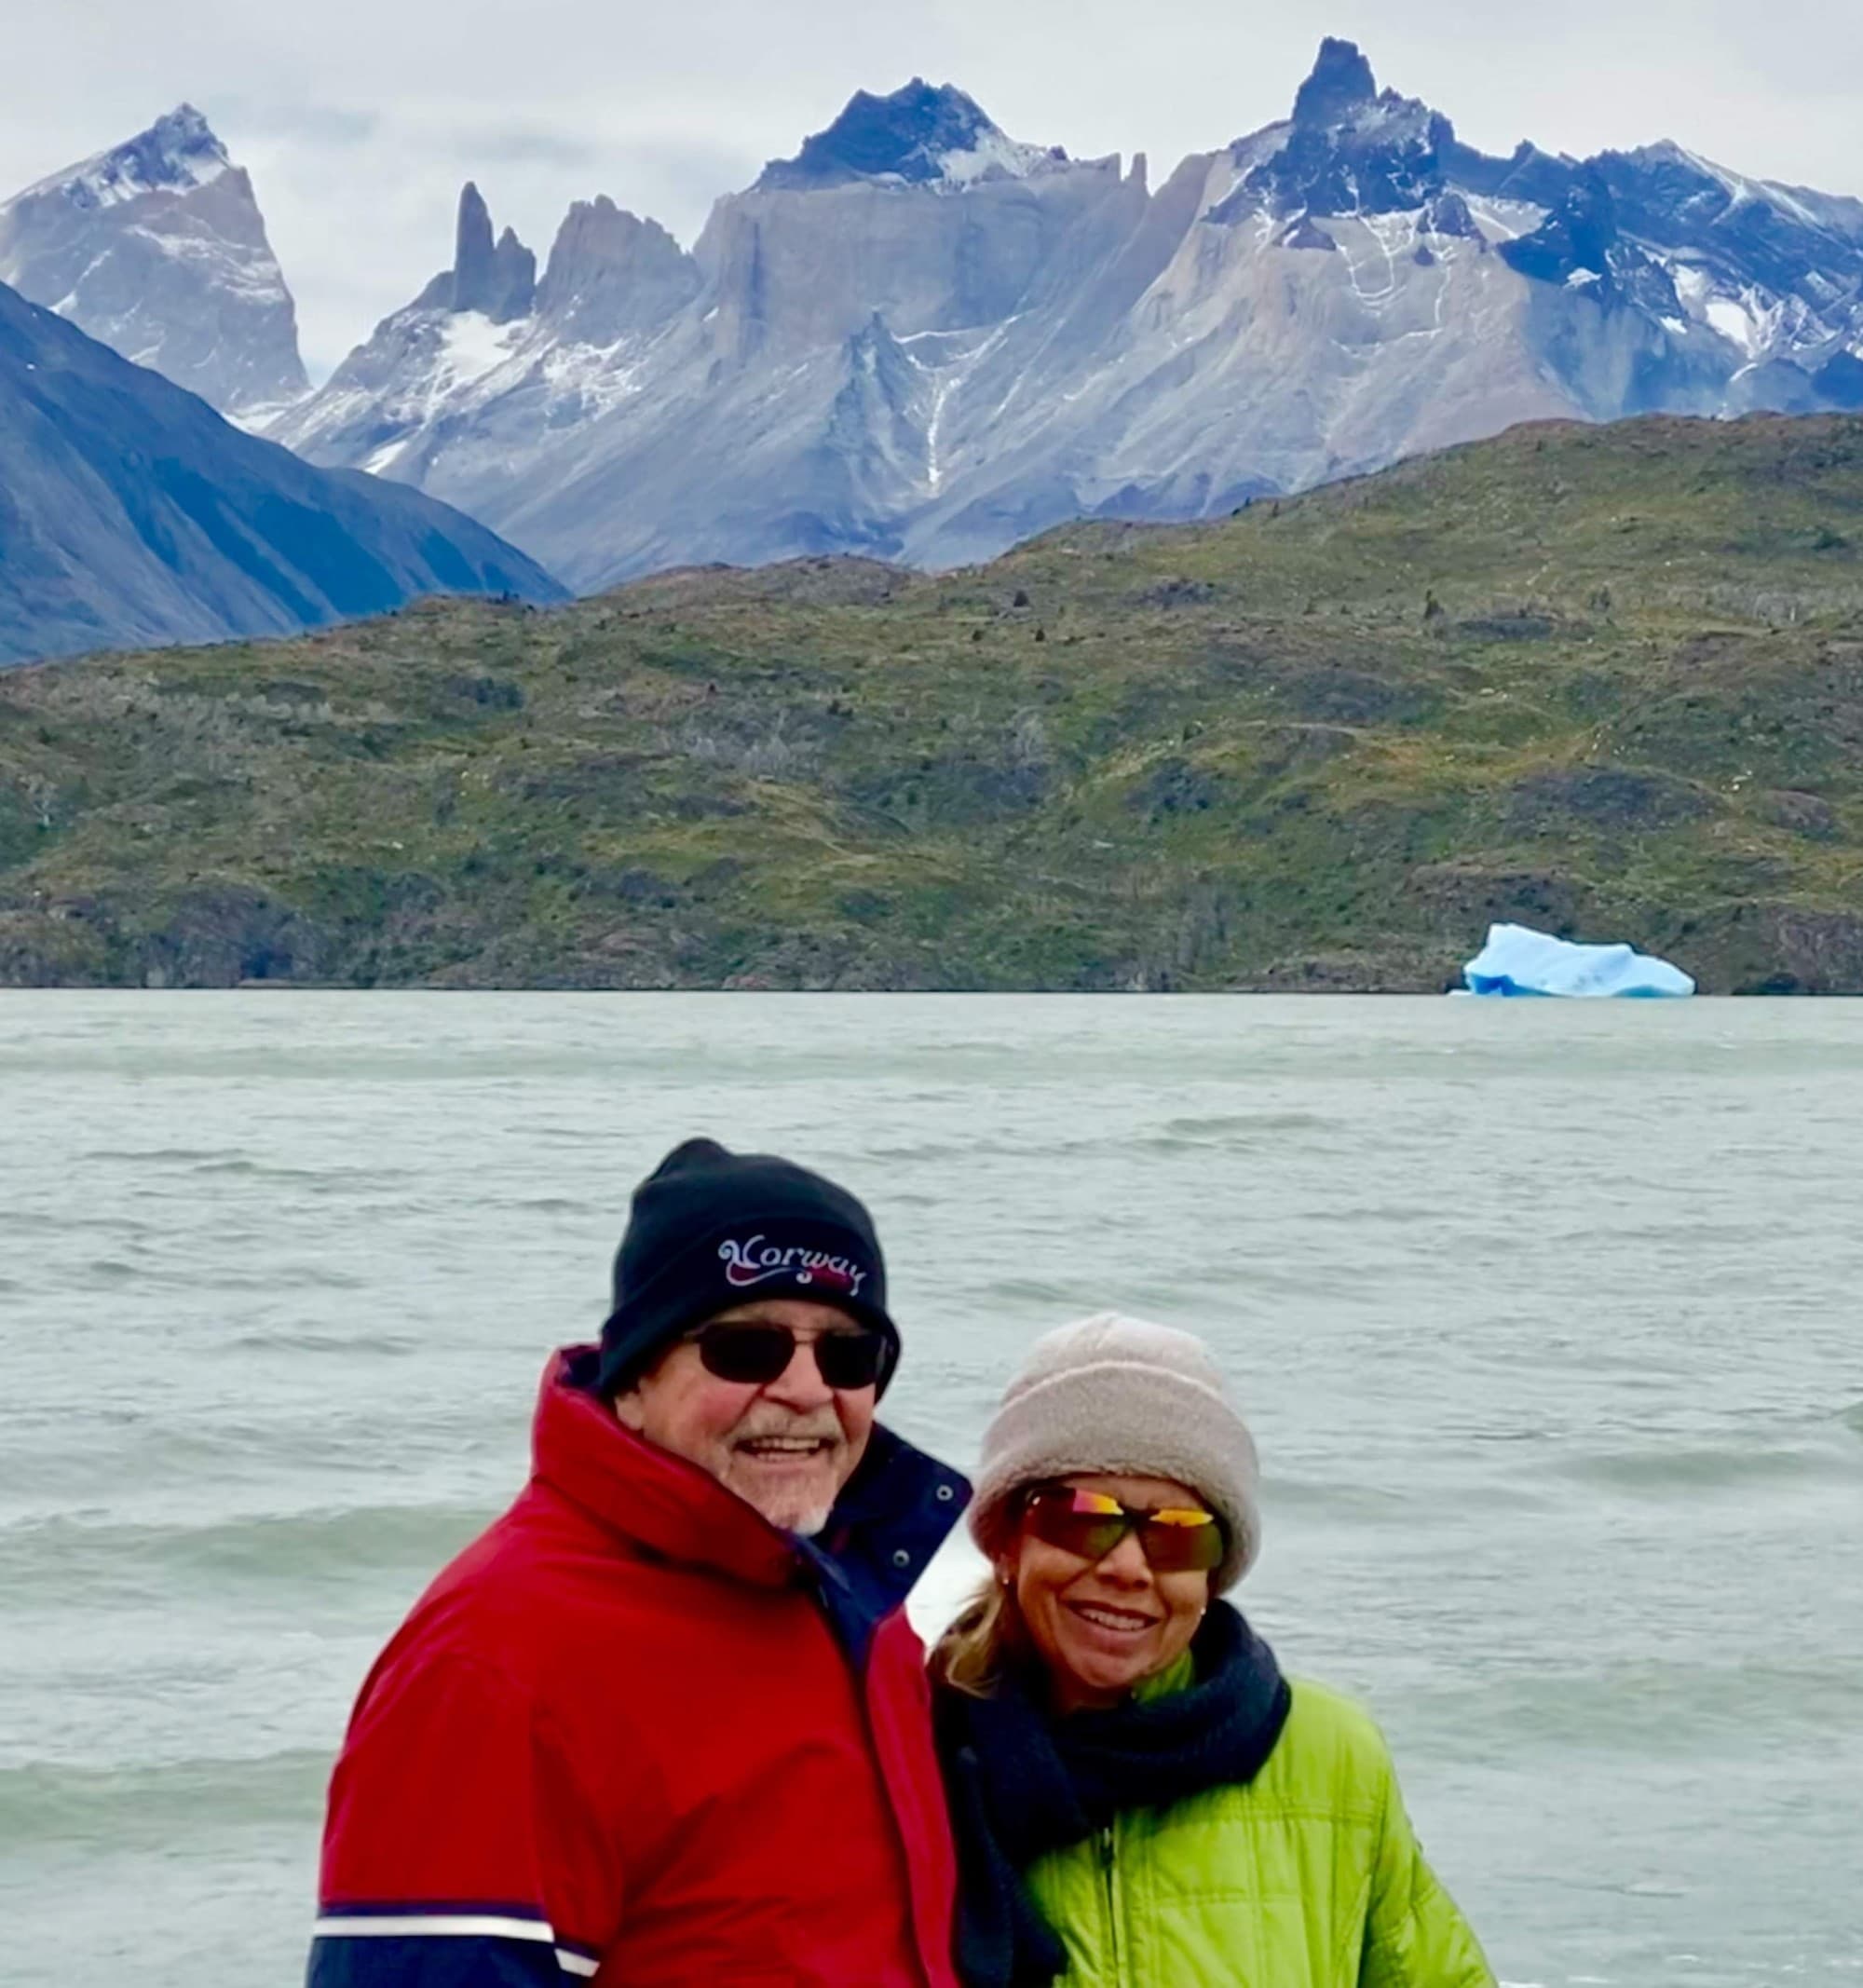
[1022,1484,1224,1573]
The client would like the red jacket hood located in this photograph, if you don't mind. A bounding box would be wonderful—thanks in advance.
[529,1345,969,1615]
[530,1343,805,1589]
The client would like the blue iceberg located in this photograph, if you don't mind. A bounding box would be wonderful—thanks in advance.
[1461,922,1695,999]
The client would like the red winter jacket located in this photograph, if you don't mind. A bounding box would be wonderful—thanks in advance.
[308,1346,971,1987]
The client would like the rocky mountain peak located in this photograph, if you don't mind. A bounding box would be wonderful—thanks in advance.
[757,77,1065,191]
[536,195,700,342]
[21,102,230,212]
[1292,38,1380,130]
[541,196,682,282]
[0,103,306,416]
[449,183,536,322]
[137,102,224,173]
[1217,40,1450,222]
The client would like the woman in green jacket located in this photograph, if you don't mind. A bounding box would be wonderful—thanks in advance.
[931,1313,1494,1988]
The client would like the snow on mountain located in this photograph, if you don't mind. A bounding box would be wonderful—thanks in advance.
[8,102,231,211]
[268,44,1863,590]
[268,182,701,489]
[755,78,1067,192]
[0,105,308,419]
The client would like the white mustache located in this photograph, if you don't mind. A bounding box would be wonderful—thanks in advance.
[730,1408,843,1444]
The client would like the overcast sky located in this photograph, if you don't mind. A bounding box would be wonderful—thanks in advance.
[7,0,1861,379]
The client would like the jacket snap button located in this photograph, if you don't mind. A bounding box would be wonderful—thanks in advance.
[935,1484,955,1502]
[892,1549,912,1569]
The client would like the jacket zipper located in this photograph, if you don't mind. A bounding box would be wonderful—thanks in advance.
[1096,1825,1123,1985]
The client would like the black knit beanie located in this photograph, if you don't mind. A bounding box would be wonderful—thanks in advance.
[596,1137,900,1397]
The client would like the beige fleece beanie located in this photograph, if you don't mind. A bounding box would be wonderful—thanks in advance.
[969,1313,1262,1593]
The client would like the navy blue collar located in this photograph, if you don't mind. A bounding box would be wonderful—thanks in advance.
[796,1423,972,1661]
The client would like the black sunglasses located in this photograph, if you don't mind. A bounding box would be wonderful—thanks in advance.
[687,1321,886,1391]
[1022,1484,1225,1573]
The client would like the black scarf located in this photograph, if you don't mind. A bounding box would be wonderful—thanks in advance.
[933,1602,1291,1988]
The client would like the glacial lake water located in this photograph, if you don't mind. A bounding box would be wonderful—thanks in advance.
[1,992,1859,1987]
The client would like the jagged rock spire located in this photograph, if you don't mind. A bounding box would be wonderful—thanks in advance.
[454,182,495,287]
[1211,38,1446,222]
[450,183,536,321]
[1292,38,1380,129]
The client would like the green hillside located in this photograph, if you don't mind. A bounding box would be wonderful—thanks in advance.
[4,414,1862,990]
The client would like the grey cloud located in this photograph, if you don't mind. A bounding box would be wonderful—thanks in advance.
[214,99,381,147]
[463,129,605,172]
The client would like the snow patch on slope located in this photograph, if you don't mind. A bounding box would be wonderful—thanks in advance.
[537,335,654,418]
[1460,197,1545,244]
[129,223,291,304]
[1667,262,1807,361]
[933,128,1067,188]
[439,310,526,388]
[1659,143,1835,235]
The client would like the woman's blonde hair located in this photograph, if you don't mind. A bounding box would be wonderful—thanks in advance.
[930,1481,1037,1698]
[928,1572,1023,1699]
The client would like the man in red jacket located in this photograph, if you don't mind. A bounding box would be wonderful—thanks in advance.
[308,1138,972,1986]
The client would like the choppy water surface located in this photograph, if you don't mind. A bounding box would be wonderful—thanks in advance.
[1,994,1859,1988]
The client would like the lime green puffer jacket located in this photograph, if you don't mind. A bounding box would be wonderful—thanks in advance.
[1021,1675,1495,1987]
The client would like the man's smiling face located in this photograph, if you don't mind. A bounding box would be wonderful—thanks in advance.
[613,1297,877,1534]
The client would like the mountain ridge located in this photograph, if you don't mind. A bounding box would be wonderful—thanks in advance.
[15,48,1863,593]
[0,279,564,667]
[264,39,1863,589]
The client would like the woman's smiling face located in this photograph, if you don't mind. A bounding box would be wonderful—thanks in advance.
[1003,1471,1213,1713]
